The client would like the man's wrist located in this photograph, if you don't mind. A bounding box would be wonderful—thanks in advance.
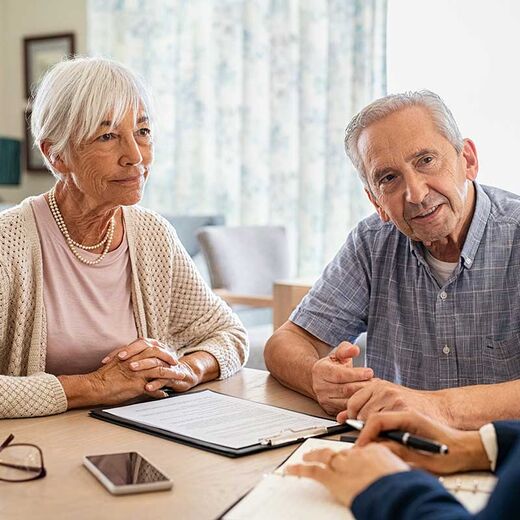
[309,357,324,400]
[430,388,456,425]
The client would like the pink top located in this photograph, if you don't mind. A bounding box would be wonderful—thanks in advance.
[31,194,138,375]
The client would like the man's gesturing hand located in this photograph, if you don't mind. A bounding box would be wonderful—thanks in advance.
[311,342,373,415]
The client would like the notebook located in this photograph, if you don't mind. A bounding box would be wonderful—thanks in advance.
[221,438,497,519]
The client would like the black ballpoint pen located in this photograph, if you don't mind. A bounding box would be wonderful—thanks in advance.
[344,419,449,455]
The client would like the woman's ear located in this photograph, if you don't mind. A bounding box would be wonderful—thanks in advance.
[40,141,69,175]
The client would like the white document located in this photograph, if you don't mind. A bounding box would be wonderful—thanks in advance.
[224,438,354,520]
[103,390,339,449]
[223,438,497,519]
[439,473,496,513]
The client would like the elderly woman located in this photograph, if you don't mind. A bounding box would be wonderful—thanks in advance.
[0,57,247,419]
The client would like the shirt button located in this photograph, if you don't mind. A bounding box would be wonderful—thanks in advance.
[440,291,448,300]
[443,345,451,355]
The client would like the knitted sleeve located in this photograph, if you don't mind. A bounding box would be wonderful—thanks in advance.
[166,232,249,379]
[0,373,68,418]
[129,209,249,380]
[0,260,6,350]
[0,259,68,418]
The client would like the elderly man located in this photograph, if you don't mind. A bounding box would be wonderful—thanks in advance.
[264,90,520,429]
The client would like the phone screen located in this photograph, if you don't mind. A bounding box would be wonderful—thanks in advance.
[85,452,169,486]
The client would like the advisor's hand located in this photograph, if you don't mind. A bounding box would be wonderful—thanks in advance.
[285,444,409,507]
[311,342,373,415]
[351,410,490,475]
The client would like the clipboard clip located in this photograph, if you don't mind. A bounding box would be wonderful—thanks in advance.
[259,426,329,446]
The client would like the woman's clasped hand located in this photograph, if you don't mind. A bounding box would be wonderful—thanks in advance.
[97,338,203,401]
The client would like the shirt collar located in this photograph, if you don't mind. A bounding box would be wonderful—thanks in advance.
[408,181,490,270]
[459,181,490,269]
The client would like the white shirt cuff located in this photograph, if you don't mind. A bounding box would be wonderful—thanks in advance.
[478,423,498,472]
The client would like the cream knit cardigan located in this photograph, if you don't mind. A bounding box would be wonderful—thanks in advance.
[0,198,248,419]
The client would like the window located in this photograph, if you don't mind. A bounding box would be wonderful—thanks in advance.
[388,0,520,194]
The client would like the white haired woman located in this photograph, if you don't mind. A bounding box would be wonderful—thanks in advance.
[0,57,248,419]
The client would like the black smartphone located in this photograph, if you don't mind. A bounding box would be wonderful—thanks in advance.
[83,452,173,495]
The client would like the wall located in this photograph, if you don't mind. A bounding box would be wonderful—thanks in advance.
[0,1,6,129]
[0,0,87,203]
[388,0,520,194]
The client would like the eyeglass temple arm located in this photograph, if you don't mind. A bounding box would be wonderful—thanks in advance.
[0,434,14,452]
[0,460,42,472]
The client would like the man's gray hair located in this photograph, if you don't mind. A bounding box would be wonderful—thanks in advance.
[344,90,464,187]
[30,56,154,178]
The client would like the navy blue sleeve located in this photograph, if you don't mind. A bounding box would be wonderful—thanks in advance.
[474,440,520,519]
[352,438,520,520]
[352,471,470,520]
[492,421,520,469]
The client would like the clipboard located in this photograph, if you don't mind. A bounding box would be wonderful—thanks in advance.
[90,389,353,458]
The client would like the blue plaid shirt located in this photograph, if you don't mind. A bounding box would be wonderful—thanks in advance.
[291,183,520,390]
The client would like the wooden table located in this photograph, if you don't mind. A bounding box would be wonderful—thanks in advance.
[272,279,314,330]
[0,369,334,520]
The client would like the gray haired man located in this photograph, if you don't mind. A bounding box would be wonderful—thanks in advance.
[265,90,520,429]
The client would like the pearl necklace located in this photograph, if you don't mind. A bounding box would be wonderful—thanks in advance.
[48,188,116,266]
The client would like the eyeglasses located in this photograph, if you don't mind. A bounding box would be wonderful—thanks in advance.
[0,434,46,482]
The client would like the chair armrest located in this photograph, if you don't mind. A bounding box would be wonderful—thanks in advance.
[214,289,273,308]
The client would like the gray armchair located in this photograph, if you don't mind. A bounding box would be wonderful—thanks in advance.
[162,214,225,283]
[197,225,290,370]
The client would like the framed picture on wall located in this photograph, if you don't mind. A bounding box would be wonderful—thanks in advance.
[24,110,47,172]
[24,33,75,98]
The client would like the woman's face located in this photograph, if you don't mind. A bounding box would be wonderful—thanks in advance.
[64,108,153,207]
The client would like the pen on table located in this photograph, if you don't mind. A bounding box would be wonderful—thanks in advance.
[342,419,449,455]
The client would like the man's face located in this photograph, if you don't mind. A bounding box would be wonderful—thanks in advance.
[359,106,478,245]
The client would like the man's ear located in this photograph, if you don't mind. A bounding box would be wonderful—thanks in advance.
[40,141,70,175]
[365,187,390,222]
[462,138,478,181]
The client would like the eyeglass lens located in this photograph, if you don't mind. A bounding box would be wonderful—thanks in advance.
[0,445,43,481]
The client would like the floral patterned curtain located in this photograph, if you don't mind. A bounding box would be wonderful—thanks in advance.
[88,0,387,276]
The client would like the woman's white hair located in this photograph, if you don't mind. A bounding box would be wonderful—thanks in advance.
[344,90,464,187]
[30,56,154,178]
